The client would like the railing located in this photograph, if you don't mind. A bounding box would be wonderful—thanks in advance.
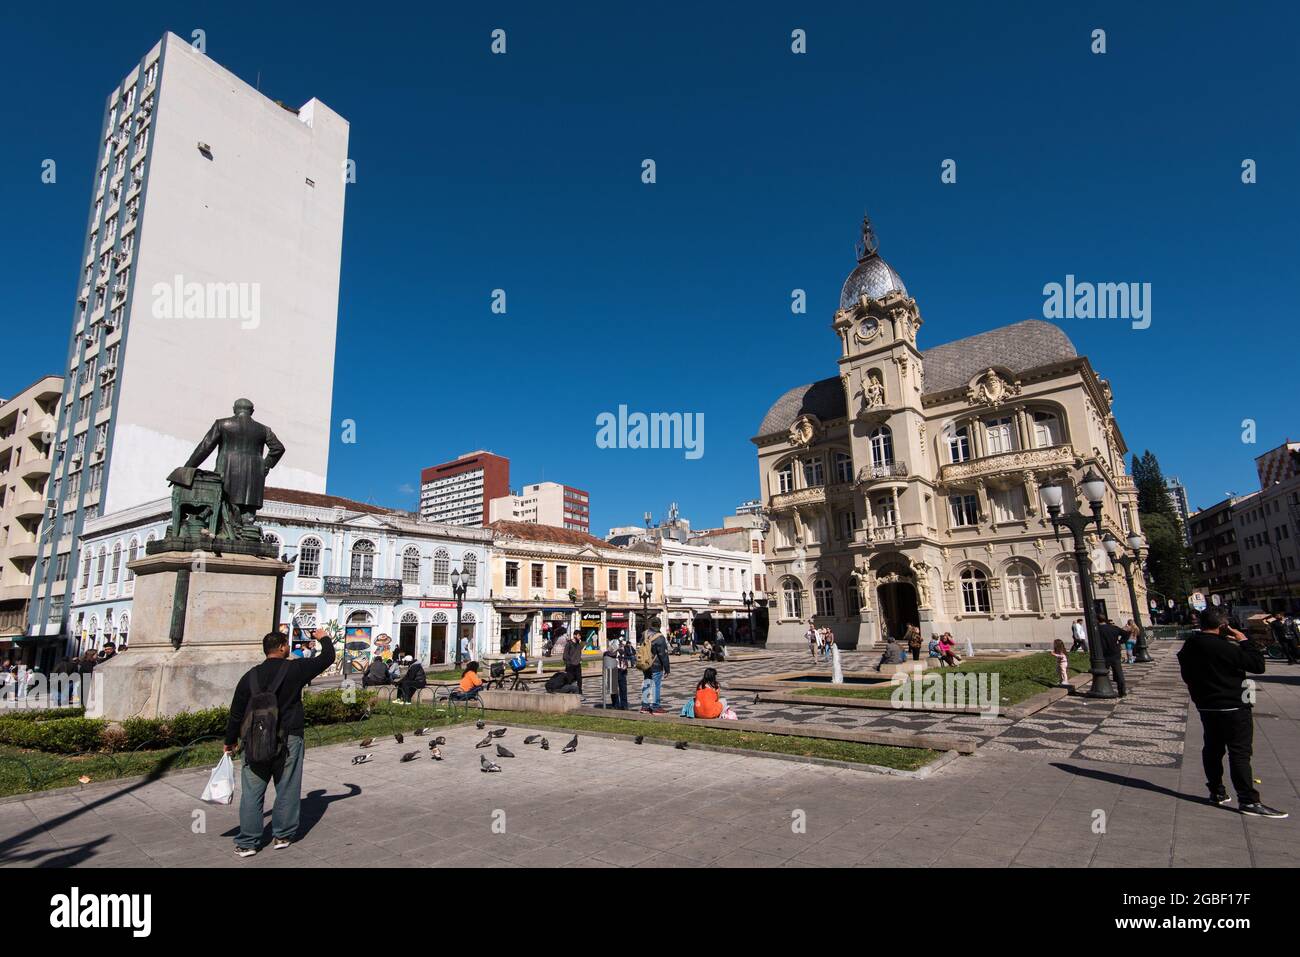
[939,444,1075,484]
[856,461,908,483]
[854,523,924,545]
[769,480,854,512]
[323,576,403,598]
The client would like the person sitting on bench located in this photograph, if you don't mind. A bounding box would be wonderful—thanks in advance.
[395,655,427,703]
[874,638,904,671]
[449,661,483,701]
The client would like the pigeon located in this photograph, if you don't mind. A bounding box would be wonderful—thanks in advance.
[496,744,515,758]
[433,736,446,746]
[475,735,493,749]
[561,735,578,754]
[400,751,419,762]
[359,738,374,748]
[540,738,550,751]
[634,735,644,745]
[413,727,430,736]
[753,693,761,705]
[352,754,374,765]
[480,755,502,773]
[394,732,405,744]
[675,741,689,750]
[430,747,443,761]
[523,734,541,745]
[476,720,486,730]
[489,727,507,738]
[427,740,440,751]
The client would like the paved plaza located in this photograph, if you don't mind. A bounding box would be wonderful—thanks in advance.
[0,644,1296,868]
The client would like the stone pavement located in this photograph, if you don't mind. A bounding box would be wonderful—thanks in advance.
[0,644,1295,868]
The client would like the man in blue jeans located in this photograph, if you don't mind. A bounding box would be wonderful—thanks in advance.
[225,627,335,857]
[639,619,670,713]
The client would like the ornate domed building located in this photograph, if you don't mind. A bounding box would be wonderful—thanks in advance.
[753,214,1145,650]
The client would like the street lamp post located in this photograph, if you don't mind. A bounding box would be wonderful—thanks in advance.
[741,590,755,646]
[1104,532,1153,663]
[1042,469,1117,700]
[450,567,468,668]
[637,578,652,643]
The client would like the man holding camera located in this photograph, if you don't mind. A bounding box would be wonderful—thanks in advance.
[1178,607,1287,818]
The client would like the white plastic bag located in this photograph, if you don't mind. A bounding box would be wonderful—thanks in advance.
[201,753,236,805]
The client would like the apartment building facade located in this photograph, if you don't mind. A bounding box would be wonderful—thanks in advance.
[419,451,509,527]
[488,481,591,532]
[28,33,348,642]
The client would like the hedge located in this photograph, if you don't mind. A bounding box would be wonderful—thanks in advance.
[0,688,377,755]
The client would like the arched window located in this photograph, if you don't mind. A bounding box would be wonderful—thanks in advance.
[1032,410,1062,448]
[350,539,375,579]
[1004,560,1040,612]
[118,612,129,647]
[400,611,420,625]
[95,547,107,587]
[263,532,281,554]
[88,615,99,645]
[869,426,893,468]
[462,552,478,587]
[109,542,122,585]
[298,537,322,578]
[846,577,861,617]
[432,548,450,586]
[1055,559,1082,610]
[125,537,138,581]
[960,567,991,614]
[402,546,421,585]
[81,552,92,589]
[813,578,835,617]
[781,578,804,620]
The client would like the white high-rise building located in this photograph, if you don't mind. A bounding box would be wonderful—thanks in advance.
[29,33,349,638]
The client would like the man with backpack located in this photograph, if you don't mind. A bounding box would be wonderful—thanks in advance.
[224,627,335,857]
[638,617,669,713]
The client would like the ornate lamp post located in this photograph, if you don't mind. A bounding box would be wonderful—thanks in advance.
[637,577,653,643]
[1041,469,1117,699]
[450,567,468,667]
[741,590,756,646]
[1104,532,1153,663]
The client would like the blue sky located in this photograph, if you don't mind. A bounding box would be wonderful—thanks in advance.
[2,1,1296,531]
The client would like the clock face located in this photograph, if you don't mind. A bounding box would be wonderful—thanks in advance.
[855,317,880,343]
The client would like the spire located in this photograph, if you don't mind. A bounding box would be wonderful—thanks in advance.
[854,212,879,262]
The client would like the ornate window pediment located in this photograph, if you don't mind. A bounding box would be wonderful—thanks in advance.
[787,414,822,448]
[965,368,1022,407]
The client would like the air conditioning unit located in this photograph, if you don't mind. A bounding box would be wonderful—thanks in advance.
[82,335,95,347]
[70,452,82,464]
[103,322,116,334]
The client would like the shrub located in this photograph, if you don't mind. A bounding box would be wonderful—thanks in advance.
[302,688,373,725]
[0,706,85,722]
[0,717,108,754]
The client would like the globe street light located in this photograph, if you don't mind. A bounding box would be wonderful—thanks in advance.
[1103,532,1153,663]
[741,590,756,646]
[450,567,468,668]
[1041,469,1117,699]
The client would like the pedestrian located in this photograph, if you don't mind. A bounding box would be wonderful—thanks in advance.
[1123,619,1139,664]
[459,632,471,664]
[1268,614,1297,664]
[562,628,584,694]
[602,638,624,709]
[1096,618,1129,697]
[224,627,335,857]
[1051,638,1070,687]
[805,621,818,663]
[905,624,923,665]
[1177,607,1287,818]
[638,618,670,713]
[1069,618,1088,653]
[615,633,631,709]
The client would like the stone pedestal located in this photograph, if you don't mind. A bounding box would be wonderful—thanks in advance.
[86,550,291,720]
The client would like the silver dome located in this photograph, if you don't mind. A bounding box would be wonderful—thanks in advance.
[839,255,907,310]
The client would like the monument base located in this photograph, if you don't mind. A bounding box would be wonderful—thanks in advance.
[87,550,291,721]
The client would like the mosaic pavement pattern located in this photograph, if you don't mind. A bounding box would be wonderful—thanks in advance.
[578,643,1188,767]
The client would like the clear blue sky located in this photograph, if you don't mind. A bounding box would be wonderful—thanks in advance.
[2,2,1296,530]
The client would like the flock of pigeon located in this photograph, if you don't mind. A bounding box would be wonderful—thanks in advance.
[348,719,692,771]
[349,719,596,773]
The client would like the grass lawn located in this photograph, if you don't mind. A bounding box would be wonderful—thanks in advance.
[0,702,472,799]
[791,652,1091,707]
[478,709,940,771]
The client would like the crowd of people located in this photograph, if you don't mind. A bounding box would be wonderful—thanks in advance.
[1,642,121,705]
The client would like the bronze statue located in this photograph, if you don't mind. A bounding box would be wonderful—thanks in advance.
[162,398,284,547]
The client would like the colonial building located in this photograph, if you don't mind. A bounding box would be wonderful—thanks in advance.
[486,520,662,656]
[72,488,491,674]
[754,215,1144,650]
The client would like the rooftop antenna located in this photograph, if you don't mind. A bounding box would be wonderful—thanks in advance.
[644,510,653,529]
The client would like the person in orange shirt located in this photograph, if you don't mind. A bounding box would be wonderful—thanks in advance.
[693,667,726,719]
[451,661,484,700]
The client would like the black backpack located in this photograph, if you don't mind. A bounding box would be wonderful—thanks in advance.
[240,662,290,764]
[490,661,506,679]
[544,671,568,693]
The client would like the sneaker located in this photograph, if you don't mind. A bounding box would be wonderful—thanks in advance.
[651,707,667,714]
[1209,789,1232,806]
[235,846,258,858]
[272,838,291,850]
[1239,802,1289,819]
[639,706,652,713]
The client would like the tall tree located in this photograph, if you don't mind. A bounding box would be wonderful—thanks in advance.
[1131,450,1192,604]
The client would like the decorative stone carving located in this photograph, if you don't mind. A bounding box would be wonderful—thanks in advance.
[862,371,886,411]
[788,414,821,447]
[909,559,933,608]
[917,422,926,457]
[966,368,1022,407]
[939,444,1076,484]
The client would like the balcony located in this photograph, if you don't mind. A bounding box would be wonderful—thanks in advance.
[323,576,402,599]
[13,497,45,521]
[769,480,854,513]
[939,444,1077,485]
[855,461,908,485]
[20,456,52,481]
[6,536,39,561]
[854,522,924,546]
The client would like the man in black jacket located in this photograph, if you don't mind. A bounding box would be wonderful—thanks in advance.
[225,627,335,856]
[1178,607,1287,818]
[639,620,670,714]
[1096,618,1129,697]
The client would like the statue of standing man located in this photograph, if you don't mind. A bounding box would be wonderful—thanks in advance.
[183,398,285,540]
